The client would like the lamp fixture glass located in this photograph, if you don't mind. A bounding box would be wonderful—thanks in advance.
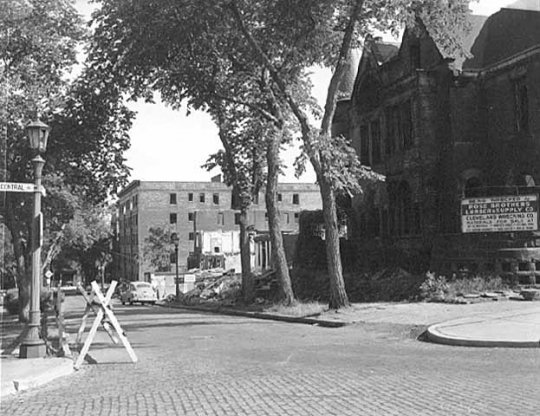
[25,120,51,153]
[171,232,179,245]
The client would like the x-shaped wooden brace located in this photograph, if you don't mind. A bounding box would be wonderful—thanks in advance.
[74,281,138,370]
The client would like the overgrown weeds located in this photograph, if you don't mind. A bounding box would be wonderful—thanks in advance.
[420,272,510,302]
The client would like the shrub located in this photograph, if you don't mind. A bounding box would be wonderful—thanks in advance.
[3,287,54,316]
[419,272,510,302]
[4,288,19,315]
[292,266,424,303]
[419,272,449,302]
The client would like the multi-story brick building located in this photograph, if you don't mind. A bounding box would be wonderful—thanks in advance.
[113,179,322,281]
[335,6,540,281]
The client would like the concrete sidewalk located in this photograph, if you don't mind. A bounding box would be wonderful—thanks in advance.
[1,357,73,398]
[164,299,540,348]
[426,306,540,347]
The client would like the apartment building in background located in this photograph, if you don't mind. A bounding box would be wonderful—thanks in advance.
[113,178,322,281]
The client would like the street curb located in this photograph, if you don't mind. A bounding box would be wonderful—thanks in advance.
[1,357,74,398]
[426,323,540,348]
[158,302,348,328]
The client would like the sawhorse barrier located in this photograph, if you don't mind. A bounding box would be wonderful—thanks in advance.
[74,280,137,370]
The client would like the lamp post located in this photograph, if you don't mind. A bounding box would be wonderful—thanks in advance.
[171,232,180,301]
[20,120,50,359]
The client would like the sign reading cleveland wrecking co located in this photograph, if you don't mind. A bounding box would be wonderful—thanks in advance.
[461,195,539,233]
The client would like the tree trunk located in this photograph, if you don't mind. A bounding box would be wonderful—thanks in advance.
[319,176,350,309]
[265,133,295,305]
[5,194,31,321]
[239,206,254,304]
[230,1,363,309]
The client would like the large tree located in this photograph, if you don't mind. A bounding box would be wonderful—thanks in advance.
[204,104,267,304]
[224,0,474,308]
[90,0,474,309]
[0,0,133,320]
[90,0,316,305]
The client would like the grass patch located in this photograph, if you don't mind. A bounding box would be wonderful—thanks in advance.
[264,301,328,317]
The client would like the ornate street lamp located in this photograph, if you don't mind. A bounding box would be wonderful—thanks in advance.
[171,232,180,301]
[19,120,50,359]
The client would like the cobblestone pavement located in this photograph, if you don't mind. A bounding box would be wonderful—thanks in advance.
[2,298,540,415]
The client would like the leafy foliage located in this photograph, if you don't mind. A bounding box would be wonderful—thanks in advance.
[0,0,133,317]
[142,227,175,273]
[89,0,475,308]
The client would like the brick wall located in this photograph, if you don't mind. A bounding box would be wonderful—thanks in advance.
[115,181,322,280]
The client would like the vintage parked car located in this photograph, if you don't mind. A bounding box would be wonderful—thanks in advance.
[120,281,157,305]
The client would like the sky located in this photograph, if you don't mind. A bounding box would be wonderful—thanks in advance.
[72,0,535,184]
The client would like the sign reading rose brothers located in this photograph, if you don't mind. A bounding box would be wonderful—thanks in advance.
[461,195,538,233]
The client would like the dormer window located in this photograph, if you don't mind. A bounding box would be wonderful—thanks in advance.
[410,43,421,69]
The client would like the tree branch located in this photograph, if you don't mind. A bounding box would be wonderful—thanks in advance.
[213,92,281,125]
[320,0,364,138]
[41,224,67,274]
[226,1,314,151]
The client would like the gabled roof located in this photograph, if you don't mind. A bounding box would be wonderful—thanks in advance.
[337,40,399,100]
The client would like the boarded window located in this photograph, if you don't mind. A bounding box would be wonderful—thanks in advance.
[464,177,483,198]
[360,125,370,165]
[371,120,382,164]
[385,107,397,155]
[396,182,412,235]
[410,43,421,69]
[402,100,413,149]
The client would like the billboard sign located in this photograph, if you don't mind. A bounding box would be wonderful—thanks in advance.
[461,195,538,233]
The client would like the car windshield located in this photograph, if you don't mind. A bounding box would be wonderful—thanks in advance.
[134,282,152,288]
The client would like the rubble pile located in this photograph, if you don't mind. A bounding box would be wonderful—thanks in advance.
[181,269,242,305]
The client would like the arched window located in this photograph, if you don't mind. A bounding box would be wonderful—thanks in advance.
[464,177,483,198]
[397,181,413,235]
[516,173,536,195]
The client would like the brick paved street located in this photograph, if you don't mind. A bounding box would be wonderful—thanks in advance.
[2,298,540,415]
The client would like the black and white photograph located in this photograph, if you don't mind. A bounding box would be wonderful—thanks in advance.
[1,0,540,414]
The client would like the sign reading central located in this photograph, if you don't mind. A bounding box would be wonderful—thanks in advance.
[461,195,538,233]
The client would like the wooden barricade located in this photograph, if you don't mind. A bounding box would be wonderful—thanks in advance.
[74,281,137,370]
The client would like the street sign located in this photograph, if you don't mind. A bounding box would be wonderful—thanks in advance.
[45,270,54,279]
[0,182,34,192]
[184,274,196,283]
[461,195,538,233]
[0,182,46,195]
